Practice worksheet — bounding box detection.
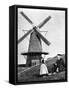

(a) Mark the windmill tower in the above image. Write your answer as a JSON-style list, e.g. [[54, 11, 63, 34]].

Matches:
[[18, 12, 51, 67], [27, 30, 42, 66]]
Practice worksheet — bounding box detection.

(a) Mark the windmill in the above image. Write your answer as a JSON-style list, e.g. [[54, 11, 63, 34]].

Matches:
[[18, 11, 51, 67]]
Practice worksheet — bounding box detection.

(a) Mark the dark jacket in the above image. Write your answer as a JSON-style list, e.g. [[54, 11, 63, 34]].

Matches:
[[56, 58, 65, 72]]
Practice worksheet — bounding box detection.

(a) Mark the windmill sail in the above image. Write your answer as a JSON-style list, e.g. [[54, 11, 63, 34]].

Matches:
[[18, 29, 33, 44], [20, 12, 34, 25], [34, 29, 51, 46], [38, 16, 51, 29]]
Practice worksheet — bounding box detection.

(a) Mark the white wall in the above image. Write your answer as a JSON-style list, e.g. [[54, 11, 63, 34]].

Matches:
[[0, 0, 69, 90]]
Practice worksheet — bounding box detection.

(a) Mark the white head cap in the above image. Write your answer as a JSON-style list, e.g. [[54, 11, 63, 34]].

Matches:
[[57, 54, 61, 60]]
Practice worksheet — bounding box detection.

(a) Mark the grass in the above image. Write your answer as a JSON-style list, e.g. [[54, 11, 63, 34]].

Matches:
[[18, 65, 65, 82], [18, 54, 65, 82]]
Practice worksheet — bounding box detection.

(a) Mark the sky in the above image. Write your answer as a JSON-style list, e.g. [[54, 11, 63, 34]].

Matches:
[[18, 8, 65, 64]]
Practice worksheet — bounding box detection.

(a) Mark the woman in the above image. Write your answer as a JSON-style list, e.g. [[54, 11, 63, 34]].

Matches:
[[40, 59, 48, 77]]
